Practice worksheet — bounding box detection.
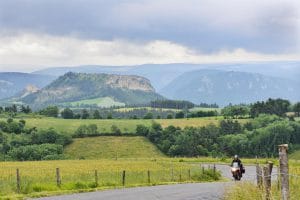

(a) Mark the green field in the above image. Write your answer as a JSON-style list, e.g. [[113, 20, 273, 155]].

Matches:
[[0, 159, 220, 199], [15, 116, 243, 135], [66, 97, 125, 108], [189, 107, 222, 113], [114, 107, 180, 112], [64, 136, 165, 159]]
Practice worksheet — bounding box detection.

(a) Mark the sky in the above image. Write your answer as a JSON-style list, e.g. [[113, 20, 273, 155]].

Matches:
[[0, 0, 300, 72]]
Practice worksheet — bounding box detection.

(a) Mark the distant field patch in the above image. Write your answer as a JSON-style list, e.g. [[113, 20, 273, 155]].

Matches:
[[114, 107, 180, 112], [189, 107, 222, 113], [64, 136, 165, 159], [67, 97, 125, 108], [11, 116, 249, 136]]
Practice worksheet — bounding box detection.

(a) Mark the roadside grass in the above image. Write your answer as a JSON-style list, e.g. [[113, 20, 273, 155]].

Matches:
[[0, 116, 248, 136], [0, 159, 221, 199], [64, 136, 165, 159], [224, 160, 300, 200], [290, 149, 300, 160]]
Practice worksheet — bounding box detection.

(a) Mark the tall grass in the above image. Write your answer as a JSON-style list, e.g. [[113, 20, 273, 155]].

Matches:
[[0, 159, 221, 199], [225, 160, 300, 200]]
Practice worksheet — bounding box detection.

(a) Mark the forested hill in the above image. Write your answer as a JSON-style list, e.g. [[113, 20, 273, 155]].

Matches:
[[16, 72, 164, 108], [160, 69, 300, 106]]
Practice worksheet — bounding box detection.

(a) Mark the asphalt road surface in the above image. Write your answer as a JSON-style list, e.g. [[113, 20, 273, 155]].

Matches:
[[35, 164, 275, 200]]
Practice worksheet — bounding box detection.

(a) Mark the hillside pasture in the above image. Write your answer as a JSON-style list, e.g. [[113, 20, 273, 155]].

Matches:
[[64, 97, 125, 108], [64, 136, 165, 159], [16, 117, 245, 135]]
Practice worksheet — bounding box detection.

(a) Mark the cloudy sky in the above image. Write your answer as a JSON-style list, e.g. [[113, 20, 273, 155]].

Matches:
[[0, 0, 300, 72]]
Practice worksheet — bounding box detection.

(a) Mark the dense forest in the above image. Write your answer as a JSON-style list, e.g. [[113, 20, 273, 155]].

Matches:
[[136, 115, 300, 157]]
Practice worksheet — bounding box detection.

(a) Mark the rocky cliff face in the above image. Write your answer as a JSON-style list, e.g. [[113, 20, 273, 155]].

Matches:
[[106, 75, 154, 92]]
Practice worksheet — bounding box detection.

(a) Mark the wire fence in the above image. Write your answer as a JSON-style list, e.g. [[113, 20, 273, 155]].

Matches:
[[0, 165, 220, 196]]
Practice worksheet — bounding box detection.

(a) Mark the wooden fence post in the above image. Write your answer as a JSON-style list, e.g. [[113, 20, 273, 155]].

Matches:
[[279, 144, 289, 200], [122, 170, 126, 186], [213, 164, 216, 175], [147, 170, 150, 184], [179, 171, 182, 182], [171, 167, 174, 182], [256, 164, 263, 188], [56, 168, 61, 187], [263, 162, 273, 200], [16, 168, 20, 193], [188, 169, 191, 181], [95, 170, 98, 187]]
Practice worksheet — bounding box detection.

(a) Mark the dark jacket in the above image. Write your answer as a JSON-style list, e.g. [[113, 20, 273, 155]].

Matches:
[[231, 158, 242, 167]]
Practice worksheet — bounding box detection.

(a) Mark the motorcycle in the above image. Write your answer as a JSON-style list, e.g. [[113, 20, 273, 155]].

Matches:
[[231, 162, 242, 181]]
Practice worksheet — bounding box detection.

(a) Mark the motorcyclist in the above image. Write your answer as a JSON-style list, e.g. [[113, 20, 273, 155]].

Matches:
[[231, 155, 244, 176]]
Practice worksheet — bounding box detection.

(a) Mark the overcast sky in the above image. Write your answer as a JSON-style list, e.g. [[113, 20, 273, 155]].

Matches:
[[0, 0, 300, 72]]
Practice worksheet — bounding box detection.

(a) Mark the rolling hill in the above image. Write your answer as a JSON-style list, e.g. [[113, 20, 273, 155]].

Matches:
[[64, 136, 165, 159], [160, 69, 300, 106], [17, 72, 163, 108]]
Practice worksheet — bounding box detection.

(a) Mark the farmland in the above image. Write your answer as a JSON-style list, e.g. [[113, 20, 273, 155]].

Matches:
[[66, 97, 125, 108], [9, 116, 243, 135], [64, 136, 165, 159], [0, 159, 220, 199]]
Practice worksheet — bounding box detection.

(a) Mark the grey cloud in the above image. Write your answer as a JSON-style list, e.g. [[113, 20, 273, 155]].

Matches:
[[0, 0, 299, 53]]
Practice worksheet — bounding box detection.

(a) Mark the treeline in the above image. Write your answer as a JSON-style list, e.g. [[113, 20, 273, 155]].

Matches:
[[0, 105, 32, 115], [222, 98, 300, 119], [135, 114, 300, 157], [150, 100, 195, 109], [0, 118, 72, 161]]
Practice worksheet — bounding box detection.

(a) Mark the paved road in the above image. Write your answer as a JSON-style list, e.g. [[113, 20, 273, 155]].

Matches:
[[35, 165, 275, 200]]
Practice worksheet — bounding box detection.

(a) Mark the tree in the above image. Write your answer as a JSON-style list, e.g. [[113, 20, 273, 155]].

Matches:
[[93, 110, 102, 119], [39, 106, 59, 117], [143, 112, 153, 119], [136, 124, 149, 136], [21, 105, 31, 114], [293, 102, 300, 117], [81, 109, 89, 119], [107, 113, 113, 119], [175, 111, 185, 119], [167, 114, 173, 119], [111, 125, 121, 136], [61, 108, 74, 119]]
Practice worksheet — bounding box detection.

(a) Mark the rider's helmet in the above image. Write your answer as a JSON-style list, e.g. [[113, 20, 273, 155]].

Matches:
[[234, 155, 238, 159]]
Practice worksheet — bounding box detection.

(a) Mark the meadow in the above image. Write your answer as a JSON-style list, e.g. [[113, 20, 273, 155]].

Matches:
[[64, 136, 165, 159], [67, 97, 125, 108], [6, 116, 246, 136], [0, 159, 221, 199]]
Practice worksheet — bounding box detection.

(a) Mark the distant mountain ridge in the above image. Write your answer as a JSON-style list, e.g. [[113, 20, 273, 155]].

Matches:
[[17, 72, 163, 108], [32, 62, 300, 91], [160, 69, 300, 106], [0, 72, 56, 99]]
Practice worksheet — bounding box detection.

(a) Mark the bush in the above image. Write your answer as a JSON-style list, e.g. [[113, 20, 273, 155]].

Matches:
[[136, 124, 149, 136], [73, 124, 100, 137], [111, 125, 121, 136], [31, 128, 72, 146], [8, 144, 63, 161]]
